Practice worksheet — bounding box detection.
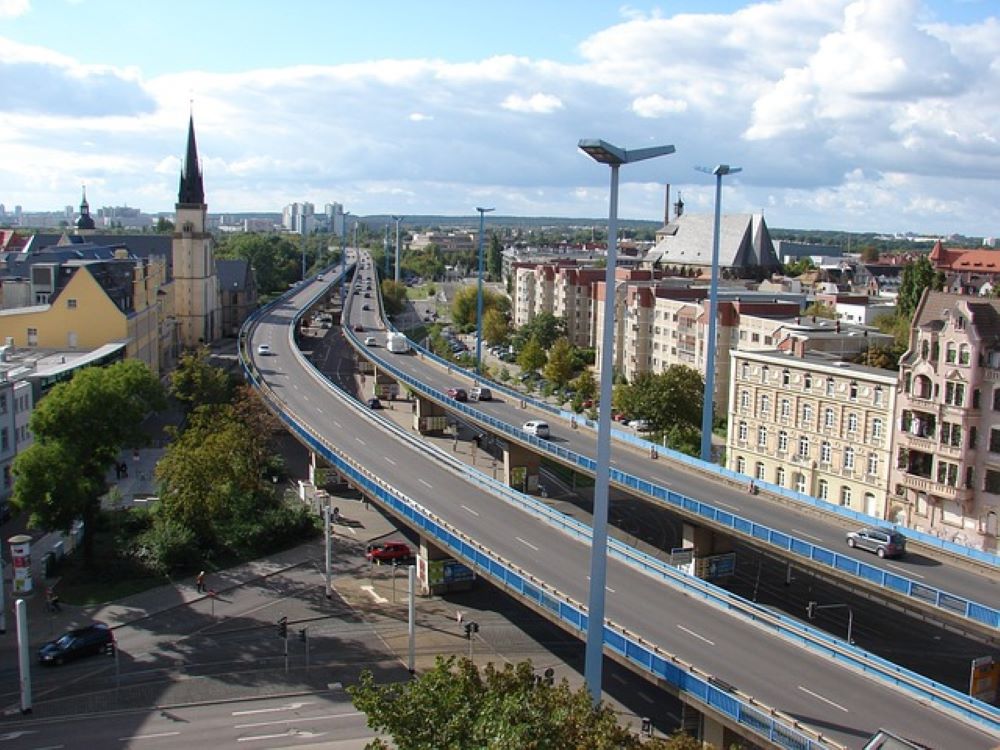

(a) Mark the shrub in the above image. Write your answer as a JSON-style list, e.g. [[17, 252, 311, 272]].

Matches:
[[136, 518, 200, 575]]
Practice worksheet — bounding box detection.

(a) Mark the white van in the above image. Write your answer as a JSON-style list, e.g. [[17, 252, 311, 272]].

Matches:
[[522, 420, 550, 438], [469, 387, 492, 402]]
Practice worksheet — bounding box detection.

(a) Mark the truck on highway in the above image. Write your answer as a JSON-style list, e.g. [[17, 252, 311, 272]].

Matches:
[[386, 332, 410, 353]]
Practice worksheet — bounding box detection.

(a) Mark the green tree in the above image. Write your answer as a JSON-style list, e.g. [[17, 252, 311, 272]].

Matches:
[[170, 346, 235, 413], [859, 245, 880, 262], [155, 217, 175, 233], [450, 285, 510, 330], [487, 232, 503, 280], [613, 366, 703, 433], [783, 257, 815, 276], [216, 233, 307, 296], [380, 280, 408, 316], [348, 656, 698, 750], [12, 361, 166, 566], [572, 369, 597, 402], [898, 255, 938, 319], [514, 312, 566, 350], [482, 307, 510, 345], [517, 335, 547, 373], [853, 345, 902, 371], [803, 301, 835, 319], [543, 337, 575, 388]]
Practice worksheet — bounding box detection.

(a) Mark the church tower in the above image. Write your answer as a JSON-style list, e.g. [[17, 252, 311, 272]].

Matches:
[[172, 115, 221, 347], [75, 185, 96, 235]]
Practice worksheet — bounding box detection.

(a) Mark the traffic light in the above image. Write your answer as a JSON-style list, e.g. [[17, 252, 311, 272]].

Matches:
[[464, 621, 479, 639], [806, 601, 817, 620], [543, 667, 554, 686], [641, 717, 652, 737], [298, 628, 307, 643], [277, 616, 288, 639]]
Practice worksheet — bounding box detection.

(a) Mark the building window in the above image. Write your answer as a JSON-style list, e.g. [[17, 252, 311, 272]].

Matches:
[[776, 466, 786, 486], [990, 429, 1000, 454], [739, 390, 750, 411], [993, 388, 1000, 412], [874, 386, 883, 406], [795, 473, 807, 493], [757, 426, 768, 447], [804, 373, 812, 390], [826, 377, 835, 396], [780, 399, 791, 419], [844, 446, 855, 471], [801, 403, 813, 426], [867, 453, 879, 475], [946, 342, 957, 364], [959, 344, 970, 365], [847, 412, 859, 433], [824, 408, 835, 429], [761, 366, 769, 384], [759, 394, 771, 417], [67, 298, 77, 309], [820, 441, 832, 464], [818, 479, 829, 501], [755, 462, 765, 480], [778, 431, 789, 453], [849, 381, 858, 400], [782, 369, 790, 386], [985, 469, 1000, 494], [798, 436, 810, 457], [840, 486, 852, 507], [872, 418, 884, 440], [941, 422, 962, 448], [944, 381, 965, 406], [738, 421, 748, 442], [27, 328, 37, 346], [736, 456, 746, 475], [936, 461, 959, 487], [741, 362, 750, 380]]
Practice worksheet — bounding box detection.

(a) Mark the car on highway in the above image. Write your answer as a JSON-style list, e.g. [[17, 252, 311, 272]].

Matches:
[[846, 526, 906, 558], [256, 343, 271, 356], [38, 622, 114, 665], [366, 397, 382, 409], [365, 541, 412, 563], [364, 336, 377, 346], [446, 387, 468, 401], [353, 323, 365, 332], [469, 387, 492, 401], [522, 420, 550, 438], [362, 304, 371, 311]]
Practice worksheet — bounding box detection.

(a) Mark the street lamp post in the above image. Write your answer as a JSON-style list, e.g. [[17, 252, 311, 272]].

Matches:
[[578, 138, 674, 704], [475, 207, 495, 375], [695, 164, 741, 463], [392, 216, 404, 284], [340, 211, 351, 306], [384, 224, 390, 278]]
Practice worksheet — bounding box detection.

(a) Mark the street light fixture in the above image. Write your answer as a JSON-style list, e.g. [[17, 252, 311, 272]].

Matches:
[[578, 138, 674, 704], [695, 164, 741, 463], [475, 206, 495, 375], [340, 211, 351, 306], [392, 216, 404, 284]]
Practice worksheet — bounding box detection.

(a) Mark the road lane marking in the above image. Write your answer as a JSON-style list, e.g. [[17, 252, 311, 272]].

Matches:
[[716, 501, 740, 511], [234, 712, 362, 729], [333, 421, 342, 429], [460, 505, 480, 516], [516, 537, 539, 551], [384, 457, 396, 465], [637, 691, 654, 703], [418, 479, 432, 488], [233, 702, 313, 716], [361, 585, 388, 603], [356, 437, 366, 446], [676, 624, 716, 646], [118, 732, 181, 740], [791, 529, 824, 542], [798, 685, 848, 712], [886, 563, 923, 579]]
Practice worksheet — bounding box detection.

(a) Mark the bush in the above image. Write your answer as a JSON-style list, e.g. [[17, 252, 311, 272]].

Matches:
[[136, 518, 201, 575], [218, 501, 318, 558]]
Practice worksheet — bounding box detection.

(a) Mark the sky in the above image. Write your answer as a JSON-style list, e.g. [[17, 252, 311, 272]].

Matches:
[[2, 0, 1000, 236]]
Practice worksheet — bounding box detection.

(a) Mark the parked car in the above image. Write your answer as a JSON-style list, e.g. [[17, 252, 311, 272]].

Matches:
[[446, 387, 468, 402], [38, 622, 114, 666], [522, 420, 550, 438], [846, 527, 906, 558], [628, 418, 652, 431], [366, 397, 382, 409], [364, 336, 377, 346], [366, 541, 413, 563], [256, 343, 271, 356]]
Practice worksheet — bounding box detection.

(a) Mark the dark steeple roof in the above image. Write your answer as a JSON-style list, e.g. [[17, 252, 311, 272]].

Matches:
[[76, 185, 96, 230], [177, 115, 205, 206]]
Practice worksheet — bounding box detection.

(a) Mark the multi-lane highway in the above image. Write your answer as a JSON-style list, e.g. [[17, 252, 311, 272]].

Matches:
[[246, 265, 999, 750], [347, 286, 998, 637]]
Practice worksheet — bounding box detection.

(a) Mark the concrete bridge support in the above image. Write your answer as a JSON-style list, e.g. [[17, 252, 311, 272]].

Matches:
[[502, 442, 541, 494], [411, 395, 449, 435]]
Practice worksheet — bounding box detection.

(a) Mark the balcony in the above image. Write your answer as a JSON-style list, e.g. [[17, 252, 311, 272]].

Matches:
[[900, 474, 973, 504], [899, 434, 936, 453]]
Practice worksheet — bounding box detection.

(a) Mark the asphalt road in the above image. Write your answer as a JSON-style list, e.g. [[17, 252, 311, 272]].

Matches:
[[246, 267, 999, 750]]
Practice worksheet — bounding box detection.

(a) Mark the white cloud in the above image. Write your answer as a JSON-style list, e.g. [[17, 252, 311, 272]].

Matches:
[[408, 112, 433, 122], [631, 94, 688, 118], [0, 0, 29, 19], [500, 92, 564, 114]]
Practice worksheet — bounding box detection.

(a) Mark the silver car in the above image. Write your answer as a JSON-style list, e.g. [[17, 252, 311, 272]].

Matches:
[[846, 527, 906, 558]]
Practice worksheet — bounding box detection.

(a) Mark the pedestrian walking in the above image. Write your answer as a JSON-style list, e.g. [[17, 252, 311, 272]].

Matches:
[[46, 586, 61, 612], [196, 570, 206, 593]]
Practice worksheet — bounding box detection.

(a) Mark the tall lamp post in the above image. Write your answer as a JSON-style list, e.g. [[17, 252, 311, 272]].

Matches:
[[392, 216, 404, 284], [695, 164, 741, 464], [578, 138, 674, 704], [340, 211, 351, 306], [475, 207, 495, 375]]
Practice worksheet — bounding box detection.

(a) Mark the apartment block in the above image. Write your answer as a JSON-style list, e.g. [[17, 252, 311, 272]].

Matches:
[[890, 292, 1000, 551], [728, 348, 897, 519]]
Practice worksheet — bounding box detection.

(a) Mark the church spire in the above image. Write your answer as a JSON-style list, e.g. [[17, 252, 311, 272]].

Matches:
[[76, 184, 95, 231], [177, 114, 205, 206]]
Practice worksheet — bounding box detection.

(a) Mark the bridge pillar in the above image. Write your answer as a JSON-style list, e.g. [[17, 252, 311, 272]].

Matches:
[[411, 395, 448, 434], [701, 715, 725, 749], [502, 442, 541, 494], [372, 365, 400, 402], [414, 536, 475, 596], [682, 522, 735, 580]]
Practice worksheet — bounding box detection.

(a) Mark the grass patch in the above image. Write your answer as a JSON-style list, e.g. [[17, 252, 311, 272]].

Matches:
[[405, 284, 432, 300]]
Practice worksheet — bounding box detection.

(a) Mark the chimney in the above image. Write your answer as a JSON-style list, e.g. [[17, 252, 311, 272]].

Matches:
[[664, 184, 671, 225]]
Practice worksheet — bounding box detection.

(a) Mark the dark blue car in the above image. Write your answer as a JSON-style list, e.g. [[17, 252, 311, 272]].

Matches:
[[38, 622, 114, 665]]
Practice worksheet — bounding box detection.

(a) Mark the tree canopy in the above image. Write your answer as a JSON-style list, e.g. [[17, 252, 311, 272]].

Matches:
[[513, 312, 567, 351], [487, 232, 503, 280], [450, 285, 511, 331], [517, 335, 547, 373], [898, 255, 943, 319], [216, 233, 329, 296], [613, 366, 703, 435], [482, 307, 511, 345], [348, 656, 700, 750], [543, 337, 575, 388], [171, 346, 236, 413], [12, 360, 166, 565]]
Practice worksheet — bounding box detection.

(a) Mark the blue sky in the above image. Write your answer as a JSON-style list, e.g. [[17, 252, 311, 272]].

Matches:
[[3, 0, 1000, 235]]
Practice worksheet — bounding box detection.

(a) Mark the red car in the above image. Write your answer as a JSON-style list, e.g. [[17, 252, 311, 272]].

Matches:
[[446, 387, 468, 402], [366, 541, 413, 563]]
